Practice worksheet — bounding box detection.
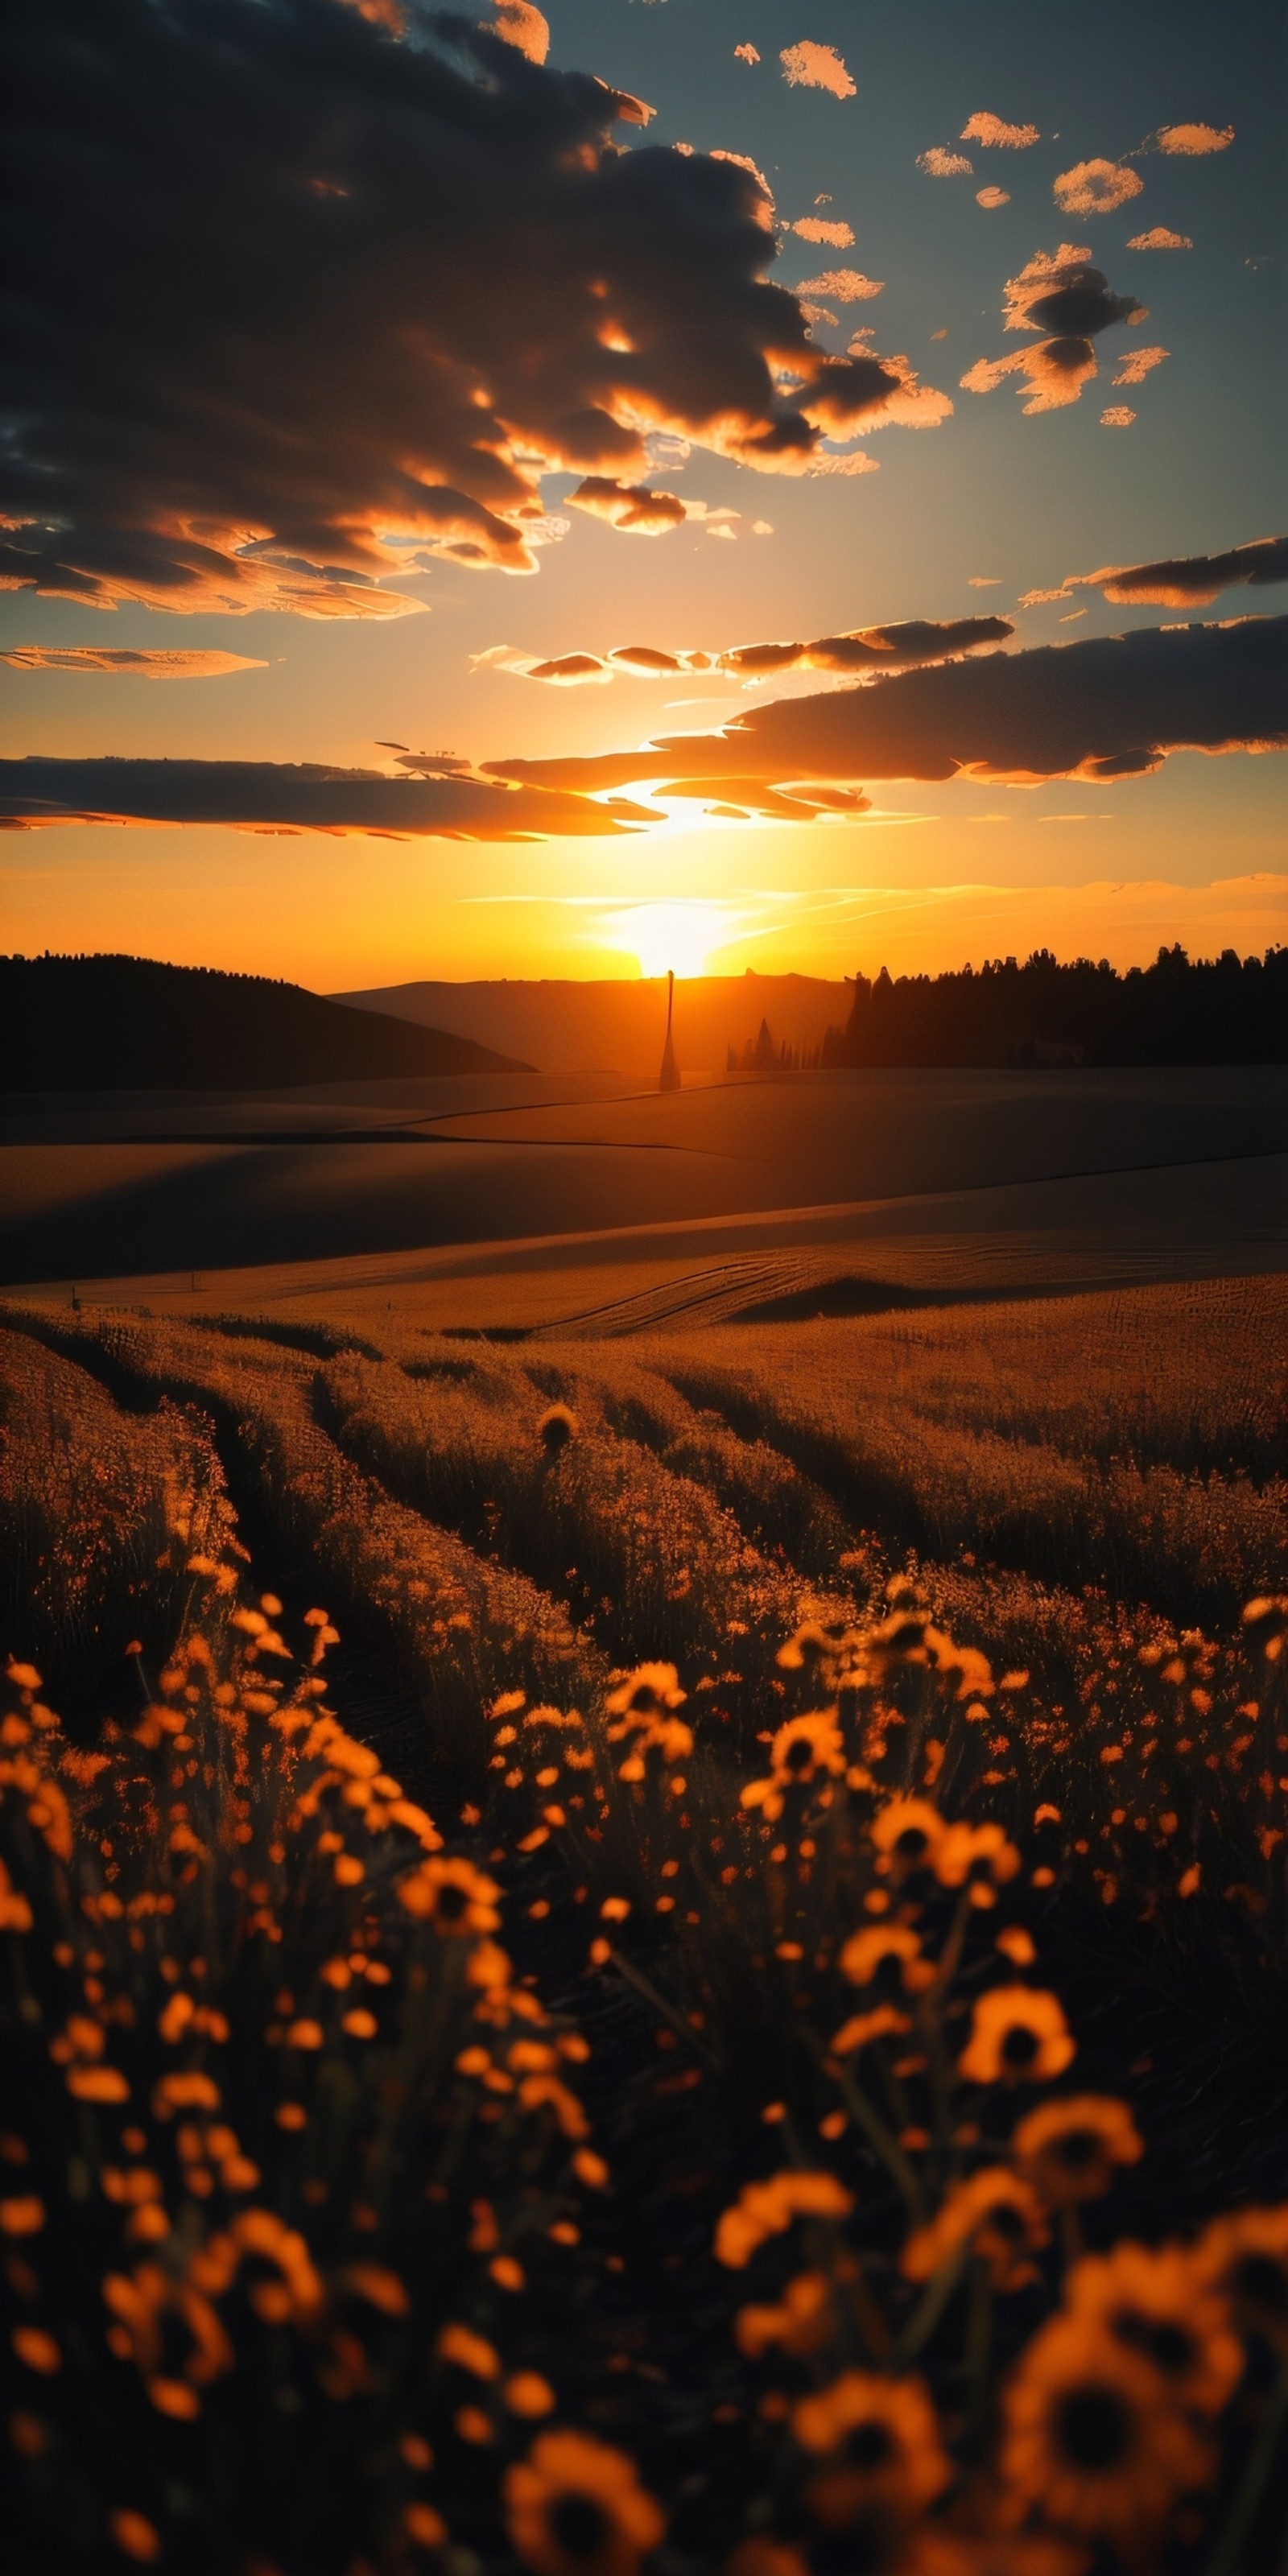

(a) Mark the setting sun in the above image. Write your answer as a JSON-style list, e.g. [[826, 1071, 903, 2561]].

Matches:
[[597, 899, 745, 977]]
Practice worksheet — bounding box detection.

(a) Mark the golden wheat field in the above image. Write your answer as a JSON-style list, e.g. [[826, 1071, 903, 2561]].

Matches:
[[2, 1273, 1287, 2576]]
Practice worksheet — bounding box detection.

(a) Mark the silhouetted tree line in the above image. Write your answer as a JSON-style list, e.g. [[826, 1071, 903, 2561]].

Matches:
[[0, 955, 528, 1091], [819, 947, 1288, 1069]]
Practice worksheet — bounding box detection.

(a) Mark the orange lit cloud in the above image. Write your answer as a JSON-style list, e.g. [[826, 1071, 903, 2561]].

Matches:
[[0, 646, 268, 679], [1151, 122, 1234, 155], [976, 188, 1010, 209], [487, 619, 1288, 798], [779, 43, 856, 99], [733, 44, 760, 68], [568, 479, 688, 535], [485, 2, 549, 64], [960, 114, 1040, 148], [1111, 344, 1169, 386], [5, 2, 945, 621], [0, 758, 658, 840], [964, 246, 1146, 414], [918, 147, 974, 177], [791, 217, 856, 246], [1053, 159, 1144, 215], [794, 267, 884, 301], [486, 615, 1013, 685], [1127, 227, 1193, 250], [1019, 536, 1288, 611], [1100, 407, 1136, 427]]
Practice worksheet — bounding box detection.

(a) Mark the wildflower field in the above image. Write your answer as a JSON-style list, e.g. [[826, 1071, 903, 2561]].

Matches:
[[2, 1274, 1286, 2576]]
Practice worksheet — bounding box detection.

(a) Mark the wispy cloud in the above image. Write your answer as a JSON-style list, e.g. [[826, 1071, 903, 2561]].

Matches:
[[0, 646, 267, 679], [473, 617, 1013, 687], [960, 113, 1040, 148], [963, 245, 1147, 413], [1053, 159, 1144, 215], [779, 43, 856, 98], [1020, 536, 1288, 610]]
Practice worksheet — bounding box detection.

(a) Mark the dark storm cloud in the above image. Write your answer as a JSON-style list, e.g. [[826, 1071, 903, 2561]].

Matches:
[[2, 0, 948, 619], [1021, 536, 1288, 610], [485, 617, 1288, 793], [0, 758, 657, 837]]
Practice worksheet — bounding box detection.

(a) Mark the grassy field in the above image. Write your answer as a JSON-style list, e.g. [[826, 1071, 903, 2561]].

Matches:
[[2, 1270, 1286, 2574]]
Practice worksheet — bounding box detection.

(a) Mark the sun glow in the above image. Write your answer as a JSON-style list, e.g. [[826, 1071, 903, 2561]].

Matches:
[[597, 900, 742, 978]]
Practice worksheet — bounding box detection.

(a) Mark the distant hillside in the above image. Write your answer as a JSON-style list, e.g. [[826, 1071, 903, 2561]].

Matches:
[[0, 956, 531, 1092], [329, 973, 850, 1075]]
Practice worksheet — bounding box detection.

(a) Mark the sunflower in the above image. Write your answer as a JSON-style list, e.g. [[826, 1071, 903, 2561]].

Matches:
[[793, 2372, 950, 2529], [397, 1856, 502, 1935], [1013, 2099, 1143, 2207], [742, 1712, 847, 1819], [999, 2314, 1212, 2544], [958, 1988, 1075, 2087], [1193, 2203, 1288, 2352], [605, 1665, 687, 1722], [870, 1802, 946, 1872], [902, 2169, 1049, 2293], [1065, 2242, 1242, 2416], [504, 2429, 664, 2576], [934, 1823, 1021, 1908], [839, 1925, 934, 1995], [736, 2268, 834, 2359]]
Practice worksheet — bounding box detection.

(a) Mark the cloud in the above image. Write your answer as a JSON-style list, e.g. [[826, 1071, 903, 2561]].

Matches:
[[486, 2, 549, 63], [0, 757, 659, 839], [1053, 159, 1144, 215], [960, 114, 1040, 148], [1127, 227, 1193, 250], [733, 45, 760, 68], [1111, 345, 1169, 386], [918, 147, 974, 177], [1151, 123, 1234, 156], [791, 217, 856, 246], [964, 245, 1146, 413], [779, 43, 856, 99], [485, 617, 1288, 796], [976, 188, 1011, 209], [0, 646, 267, 679], [568, 478, 688, 535], [1019, 536, 1288, 611], [794, 268, 884, 301], [478, 615, 1013, 685], [1100, 407, 1136, 427], [3, 2, 947, 621]]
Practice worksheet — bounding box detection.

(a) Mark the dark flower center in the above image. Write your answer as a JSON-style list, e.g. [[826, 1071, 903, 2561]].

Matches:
[[1056, 2386, 1132, 2471], [436, 1884, 468, 1922], [893, 1827, 929, 1862], [786, 1738, 815, 1773], [812, 2507, 896, 2576], [1001, 2022, 1040, 2069], [845, 2421, 894, 2468], [550, 2492, 610, 2556], [983, 2201, 1026, 2241], [1233, 2252, 1288, 2316], [966, 1857, 994, 1884], [1115, 2310, 1194, 2376], [1053, 2129, 1100, 2169]]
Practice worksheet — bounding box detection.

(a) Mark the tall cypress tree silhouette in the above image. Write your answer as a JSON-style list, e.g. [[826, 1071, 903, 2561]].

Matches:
[[658, 968, 680, 1092]]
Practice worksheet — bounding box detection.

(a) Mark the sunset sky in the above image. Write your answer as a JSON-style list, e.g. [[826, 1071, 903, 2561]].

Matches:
[[2, 0, 1284, 989]]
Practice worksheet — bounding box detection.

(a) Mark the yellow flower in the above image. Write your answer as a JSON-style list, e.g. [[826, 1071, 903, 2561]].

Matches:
[[1013, 2098, 1143, 2207], [1065, 2241, 1242, 2416], [871, 1801, 947, 1871], [958, 1988, 1075, 2087], [398, 1855, 502, 1935], [999, 2314, 1213, 2543], [839, 1923, 933, 1993], [715, 2170, 853, 2269], [934, 1823, 1021, 1906], [741, 1711, 848, 1818], [505, 2429, 664, 2576], [792, 2370, 951, 2525], [902, 2169, 1049, 2293], [1193, 2202, 1288, 2351]]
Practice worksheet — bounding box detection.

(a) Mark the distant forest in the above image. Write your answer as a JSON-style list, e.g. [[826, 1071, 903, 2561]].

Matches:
[[819, 946, 1288, 1069], [0, 956, 529, 1091]]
